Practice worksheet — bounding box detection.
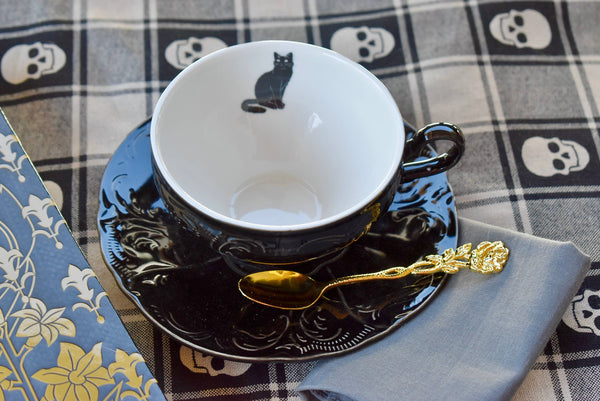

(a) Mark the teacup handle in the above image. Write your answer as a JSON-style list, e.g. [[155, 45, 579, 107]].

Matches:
[[400, 122, 465, 182]]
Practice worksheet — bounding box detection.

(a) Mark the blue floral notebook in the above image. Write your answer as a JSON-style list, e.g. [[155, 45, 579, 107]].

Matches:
[[0, 110, 165, 401]]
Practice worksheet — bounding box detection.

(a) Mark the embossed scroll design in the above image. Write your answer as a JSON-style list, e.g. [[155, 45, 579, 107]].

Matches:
[[0, 130, 158, 401], [97, 120, 457, 361]]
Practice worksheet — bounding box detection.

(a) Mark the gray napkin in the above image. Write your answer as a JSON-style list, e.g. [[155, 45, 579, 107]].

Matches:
[[297, 217, 590, 401]]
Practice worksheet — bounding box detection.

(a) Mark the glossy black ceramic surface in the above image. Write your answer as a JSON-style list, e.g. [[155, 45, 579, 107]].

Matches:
[[98, 119, 458, 362], [153, 159, 390, 266], [152, 121, 463, 265]]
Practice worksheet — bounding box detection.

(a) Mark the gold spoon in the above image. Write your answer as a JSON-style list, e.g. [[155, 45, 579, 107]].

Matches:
[[238, 241, 509, 310]]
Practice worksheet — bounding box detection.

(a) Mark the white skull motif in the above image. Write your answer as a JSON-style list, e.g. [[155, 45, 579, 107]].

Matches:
[[179, 346, 251, 377], [521, 136, 590, 177], [489, 9, 552, 49], [330, 26, 395, 63], [562, 289, 600, 336], [165, 36, 227, 70], [43, 180, 64, 211], [1, 42, 67, 85]]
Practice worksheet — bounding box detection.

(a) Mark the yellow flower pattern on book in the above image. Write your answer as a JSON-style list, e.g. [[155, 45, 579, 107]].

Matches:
[[33, 343, 113, 401], [0, 128, 161, 400]]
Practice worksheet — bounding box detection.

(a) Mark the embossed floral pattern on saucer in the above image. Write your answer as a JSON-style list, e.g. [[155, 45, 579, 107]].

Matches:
[[98, 119, 458, 362]]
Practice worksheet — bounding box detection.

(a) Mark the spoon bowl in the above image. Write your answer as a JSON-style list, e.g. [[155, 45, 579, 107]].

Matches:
[[238, 270, 328, 310]]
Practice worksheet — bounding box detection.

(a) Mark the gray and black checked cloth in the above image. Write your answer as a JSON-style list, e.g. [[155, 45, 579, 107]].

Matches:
[[0, 1, 598, 400]]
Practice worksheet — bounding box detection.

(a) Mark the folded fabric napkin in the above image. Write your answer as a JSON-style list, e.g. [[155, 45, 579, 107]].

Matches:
[[297, 217, 590, 401]]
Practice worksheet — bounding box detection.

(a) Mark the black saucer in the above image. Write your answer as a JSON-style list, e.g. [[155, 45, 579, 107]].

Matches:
[[98, 119, 457, 362]]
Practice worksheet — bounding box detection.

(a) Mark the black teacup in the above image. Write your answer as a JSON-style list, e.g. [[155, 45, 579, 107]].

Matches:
[[151, 41, 464, 266]]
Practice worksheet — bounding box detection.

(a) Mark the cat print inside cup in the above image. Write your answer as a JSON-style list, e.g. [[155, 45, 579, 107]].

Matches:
[[241, 52, 293, 113]]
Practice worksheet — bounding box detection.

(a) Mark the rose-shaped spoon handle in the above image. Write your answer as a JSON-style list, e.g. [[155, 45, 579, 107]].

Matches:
[[238, 241, 510, 310]]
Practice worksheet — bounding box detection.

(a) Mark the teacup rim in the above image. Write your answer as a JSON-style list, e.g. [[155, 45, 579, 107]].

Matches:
[[150, 40, 405, 233]]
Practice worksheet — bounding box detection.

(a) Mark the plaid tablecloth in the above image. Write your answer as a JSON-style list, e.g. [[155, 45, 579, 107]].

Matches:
[[0, 1, 598, 400]]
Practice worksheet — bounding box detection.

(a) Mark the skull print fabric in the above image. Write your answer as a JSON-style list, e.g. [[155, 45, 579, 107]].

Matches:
[[164, 36, 227, 70], [0, 32, 72, 92], [319, 16, 403, 69], [489, 9, 552, 49], [0, 1, 599, 400], [510, 131, 598, 188], [179, 347, 252, 377], [480, 2, 563, 55], [522, 136, 590, 177], [330, 26, 395, 63], [1, 42, 66, 84], [157, 30, 236, 80], [564, 289, 600, 336]]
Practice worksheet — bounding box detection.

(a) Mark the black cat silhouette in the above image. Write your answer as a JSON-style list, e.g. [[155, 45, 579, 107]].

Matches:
[[241, 52, 293, 113]]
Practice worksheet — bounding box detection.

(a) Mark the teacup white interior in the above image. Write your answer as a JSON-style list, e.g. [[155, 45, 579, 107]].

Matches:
[[151, 41, 404, 230]]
